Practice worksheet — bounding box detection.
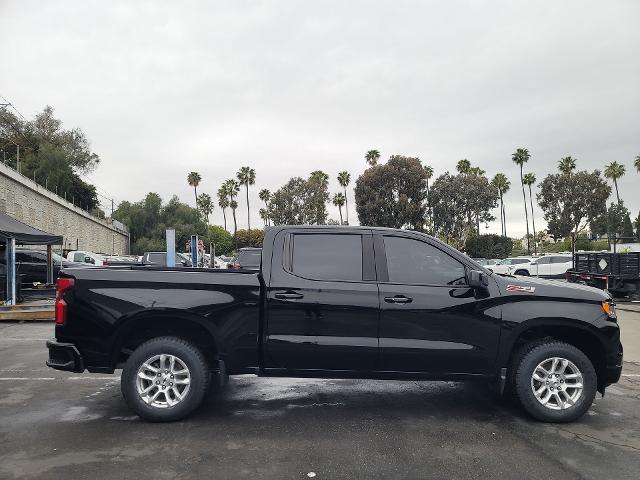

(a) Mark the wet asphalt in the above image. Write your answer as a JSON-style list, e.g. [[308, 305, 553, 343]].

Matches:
[[1, 319, 639, 480]]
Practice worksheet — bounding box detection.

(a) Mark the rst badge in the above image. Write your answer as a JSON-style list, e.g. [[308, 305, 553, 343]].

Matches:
[[506, 284, 536, 294]]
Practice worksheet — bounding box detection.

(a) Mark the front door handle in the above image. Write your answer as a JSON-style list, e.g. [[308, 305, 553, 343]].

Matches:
[[384, 295, 413, 304], [275, 291, 304, 300]]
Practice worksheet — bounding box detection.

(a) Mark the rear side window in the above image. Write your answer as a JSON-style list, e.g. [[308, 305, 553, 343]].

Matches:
[[383, 236, 466, 285], [291, 234, 363, 281], [512, 259, 529, 265], [551, 256, 571, 264], [72, 252, 85, 262]]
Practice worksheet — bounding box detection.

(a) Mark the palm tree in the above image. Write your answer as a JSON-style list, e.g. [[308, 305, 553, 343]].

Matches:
[[365, 150, 380, 166], [259, 189, 271, 226], [333, 192, 346, 224], [456, 159, 471, 174], [236, 167, 256, 232], [558, 156, 576, 175], [491, 173, 510, 237], [196, 193, 214, 224], [217, 186, 229, 231], [259, 208, 269, 226], [424, 165, 434, 231], [523, 173, 537, 254], [337, 171, 351, 224], [512, 148, 531, 254], [187, 172, 202, 205], [635, 154, 640, 173], [604, 161, 626, 204], [223, 179, 240, 237]]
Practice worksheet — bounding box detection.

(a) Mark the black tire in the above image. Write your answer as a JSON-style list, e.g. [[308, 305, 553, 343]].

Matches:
[[514, 342, 596, 422], [121, 336, 210, 422], [514, 269, 529, 276]]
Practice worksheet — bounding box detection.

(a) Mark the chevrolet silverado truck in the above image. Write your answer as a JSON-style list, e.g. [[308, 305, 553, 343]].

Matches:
[[47, 226, 623, 423]]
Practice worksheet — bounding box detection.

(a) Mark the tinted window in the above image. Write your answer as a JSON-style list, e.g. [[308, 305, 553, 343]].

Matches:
[[148, 253, 166, 264], [511, 259, 529, 265], [16, 252, 33, 262], [238, 251, 261, 267], [72, 252, 85, 262], [535, 257, 551, 264], [384, 236, 466, 285], [551, 256, 571, 264], [291, 234, 363, 281]]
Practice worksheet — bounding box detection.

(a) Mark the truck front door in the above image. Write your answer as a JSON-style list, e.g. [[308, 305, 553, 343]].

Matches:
[[264, 230, 379, 371], [376, 233, 501, 375]]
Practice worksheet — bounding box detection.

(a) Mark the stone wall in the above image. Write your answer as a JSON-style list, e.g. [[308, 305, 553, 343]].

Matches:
[[0, 162, 129, 254]]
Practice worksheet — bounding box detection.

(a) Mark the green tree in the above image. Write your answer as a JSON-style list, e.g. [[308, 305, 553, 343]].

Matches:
[[634, 211, 640, 242], [234, 229, 264, 248], [491, 173, 510, 237], [523, 173, 538, 254], [237, 166, 256, 232], [537, 170, 610, 253], [333, 192, 346, 224], [308, 170, 330, 225], [635, 154, 640, 173], [512, 148, 531, 254], [217, 186, 229, 231], [605, 202, 629, 252], [259, 208, 269, 226], [268, 177, 314, 225], [365, 149, 380, 166], [456, 159, 471, 174], [558, 156, 577, 175], [604, 161, 625, 204], [337, 171, 351, 224], [196, 193, 214, 224], [423, 165, 434, 231], [204, 225, 233, 256], [223, 179, 240, 237], [622, 212, 634, 243], [465, 234, 513, 259], [355, 155, 427, 229], [187, 172, 202, 205], [429, 172, 497, 248]]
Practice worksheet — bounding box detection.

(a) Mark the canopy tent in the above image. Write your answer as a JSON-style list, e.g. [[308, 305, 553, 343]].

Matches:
[[0, 212, 63, 245], [1, 212, 63, 305]]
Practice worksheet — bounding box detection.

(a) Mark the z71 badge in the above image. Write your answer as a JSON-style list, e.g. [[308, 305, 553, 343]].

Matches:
[[506, 284, 536, 293]]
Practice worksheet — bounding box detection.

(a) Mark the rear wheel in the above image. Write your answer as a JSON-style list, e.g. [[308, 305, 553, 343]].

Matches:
[[121, 336, 209, 422], [514, 342, 596, 422], [514, 269, 529, 276]]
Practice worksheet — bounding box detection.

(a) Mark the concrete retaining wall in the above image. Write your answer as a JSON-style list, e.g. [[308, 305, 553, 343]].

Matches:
[[0, 162, 129, 254]]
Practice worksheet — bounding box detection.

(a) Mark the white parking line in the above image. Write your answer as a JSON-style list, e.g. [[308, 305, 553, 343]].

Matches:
[[621, 374, 640, 377], [0, 377, 120, 381]]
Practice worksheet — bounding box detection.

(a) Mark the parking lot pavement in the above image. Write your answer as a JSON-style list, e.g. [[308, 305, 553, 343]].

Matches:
[[1, 319, 639, 480]]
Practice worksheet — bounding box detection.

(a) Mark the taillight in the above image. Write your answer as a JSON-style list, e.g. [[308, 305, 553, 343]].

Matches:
[[233, 263, 241, 270], [55, 277, 74, 325]]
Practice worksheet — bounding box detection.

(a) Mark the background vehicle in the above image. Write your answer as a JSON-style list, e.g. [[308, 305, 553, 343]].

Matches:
[[65, 250, 104, 266], [512, 255, 573, 278], [487, 257, 534, 275], [141, 251, 192, 267], [227, 247, 262, 270], [568, 251, 640, 300], [48, 226, 622, 424], [0, 247, 84, 285]]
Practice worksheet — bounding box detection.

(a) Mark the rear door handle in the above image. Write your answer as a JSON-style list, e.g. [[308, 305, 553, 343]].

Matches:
[[384, 295, 413, 304], [275, 291, 304, 300]]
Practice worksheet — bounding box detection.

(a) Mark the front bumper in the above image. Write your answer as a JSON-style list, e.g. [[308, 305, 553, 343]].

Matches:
[[46, 340, 84, 373]]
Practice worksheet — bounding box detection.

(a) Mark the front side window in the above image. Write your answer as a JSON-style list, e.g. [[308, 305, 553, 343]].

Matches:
[[73, 252, 85, 262], [383, 236, 466, 285], [551, 256, 571, 264], [291, 234, 363, 281]]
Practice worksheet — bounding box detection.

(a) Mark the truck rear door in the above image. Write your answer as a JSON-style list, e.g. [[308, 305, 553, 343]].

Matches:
[[264, 229, 379, 371]]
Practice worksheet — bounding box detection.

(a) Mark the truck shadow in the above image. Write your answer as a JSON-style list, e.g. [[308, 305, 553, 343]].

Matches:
[[195, 375, 524, 423]]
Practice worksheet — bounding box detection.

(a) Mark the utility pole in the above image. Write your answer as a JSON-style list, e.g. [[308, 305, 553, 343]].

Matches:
[[111, 198, 114, 217]]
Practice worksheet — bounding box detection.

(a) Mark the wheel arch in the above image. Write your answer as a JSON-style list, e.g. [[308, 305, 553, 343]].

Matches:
[[500, 320, 608, 390], [109, 309, 223, 370]]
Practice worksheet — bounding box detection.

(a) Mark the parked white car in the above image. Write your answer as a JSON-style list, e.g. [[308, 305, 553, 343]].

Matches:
[[487, 257, 535, 275], [65, 250, 104, 266], [510, 255, 573, 278]]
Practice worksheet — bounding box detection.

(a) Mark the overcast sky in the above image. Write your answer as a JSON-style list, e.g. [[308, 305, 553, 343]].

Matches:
[[1, 0, 639, 236]]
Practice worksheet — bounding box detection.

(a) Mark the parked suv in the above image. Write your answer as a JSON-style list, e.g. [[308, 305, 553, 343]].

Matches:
[[487, 257, 534, 275], [514, 255, 573, 278]]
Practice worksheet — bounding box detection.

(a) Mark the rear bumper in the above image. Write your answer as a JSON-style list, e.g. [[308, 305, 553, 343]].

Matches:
[[46, 340, 84, 373]]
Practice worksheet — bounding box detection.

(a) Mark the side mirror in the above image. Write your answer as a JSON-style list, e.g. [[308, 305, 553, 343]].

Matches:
[[85, 256, 95, 264], [530, 262, 537, 266], [467, 270, 489, 289]]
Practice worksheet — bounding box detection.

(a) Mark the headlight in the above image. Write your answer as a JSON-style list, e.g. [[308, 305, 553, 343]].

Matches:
[[601, 301, 617, 321]]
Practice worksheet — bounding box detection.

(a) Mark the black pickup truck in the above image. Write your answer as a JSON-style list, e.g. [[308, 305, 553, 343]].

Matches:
[[47, 226, 623, 423]]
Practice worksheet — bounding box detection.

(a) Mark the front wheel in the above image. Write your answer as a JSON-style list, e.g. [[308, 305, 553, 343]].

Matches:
[[514, 342, 596, 422], [121, 336, 210, 422]]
